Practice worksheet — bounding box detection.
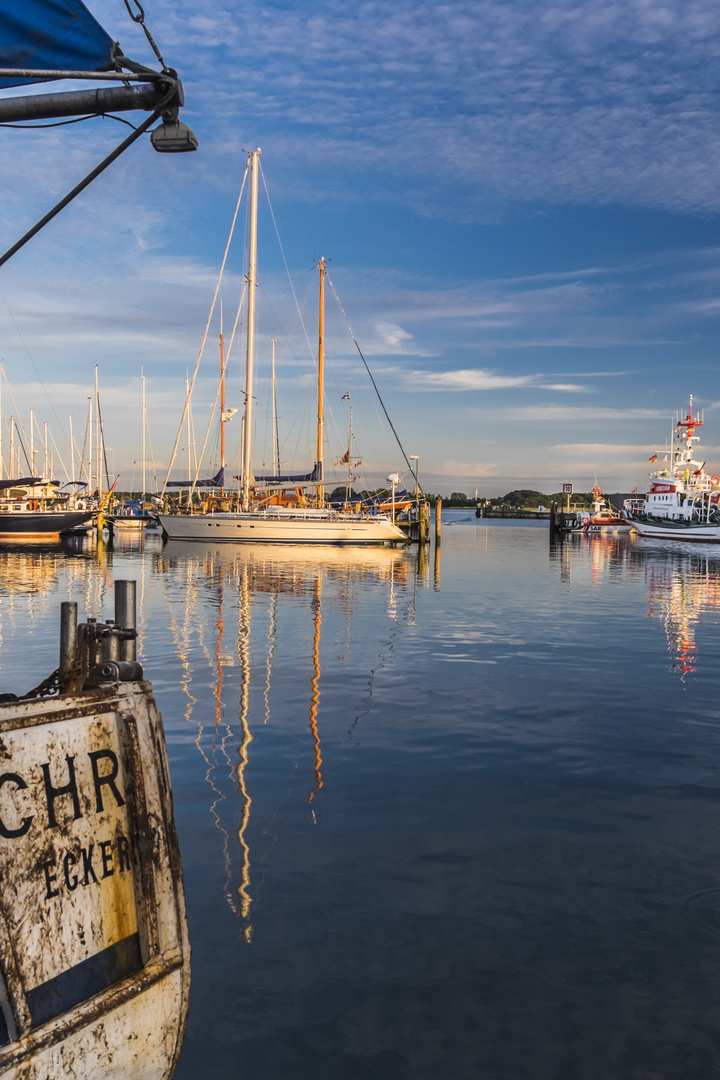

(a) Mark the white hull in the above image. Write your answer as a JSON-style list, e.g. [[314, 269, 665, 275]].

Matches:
[[627, 516, 720, 542], [0, 587, 189, 1080], [158, 510, 407, 544], [109, 517, 157, 531], [584, 522, 633, 534]]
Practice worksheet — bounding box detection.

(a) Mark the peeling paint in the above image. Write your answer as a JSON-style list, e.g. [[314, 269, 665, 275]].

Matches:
[[0, 681, 189, 1079]]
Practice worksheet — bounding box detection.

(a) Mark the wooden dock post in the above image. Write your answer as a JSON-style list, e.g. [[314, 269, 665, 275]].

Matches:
[[435, 498, 442, 544], [420, 501, 430, 544]]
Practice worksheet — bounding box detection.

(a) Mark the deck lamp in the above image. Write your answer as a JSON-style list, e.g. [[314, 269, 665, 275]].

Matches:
[[150, 118, 198, 153]]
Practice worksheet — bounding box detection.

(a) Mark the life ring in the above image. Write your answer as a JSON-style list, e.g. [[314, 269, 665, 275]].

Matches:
[[712, 476, 720, 486]]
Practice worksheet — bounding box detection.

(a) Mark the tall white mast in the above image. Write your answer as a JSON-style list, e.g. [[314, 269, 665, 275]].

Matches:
[[220, 308, 225, 492], [317, 257, 325, 507], [29, 408, 34, 476], [94, 365, 100, 493], [86, 397, 93, 492], [242, 148, 260, 509], [142, 372, 146, 506], [69, 415, 75, 484], [271, 338, 279, 474]]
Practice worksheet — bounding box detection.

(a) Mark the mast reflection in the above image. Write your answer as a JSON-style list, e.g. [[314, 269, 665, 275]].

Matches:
[[156, 542, 417, 941]]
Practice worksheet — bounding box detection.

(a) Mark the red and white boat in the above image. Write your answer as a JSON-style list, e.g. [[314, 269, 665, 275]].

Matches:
[[623, 397, 720, 542], [575, 485, 633, 534]]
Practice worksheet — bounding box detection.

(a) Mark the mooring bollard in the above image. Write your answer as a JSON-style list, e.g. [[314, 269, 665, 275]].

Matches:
[[115, 580, 137, 661], [59, 601, 78, 688]]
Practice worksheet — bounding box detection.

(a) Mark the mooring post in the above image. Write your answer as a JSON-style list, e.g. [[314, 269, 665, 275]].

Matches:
[[549, 501, 557, 533], [419, 501, 430, 544], [435, 498, 442, 544], [59, 601, 78, 688], [115, 580, 137, 661]]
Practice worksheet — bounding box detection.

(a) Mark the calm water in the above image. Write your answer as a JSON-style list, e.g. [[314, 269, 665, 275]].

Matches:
[[2, 513, 720, 1079]]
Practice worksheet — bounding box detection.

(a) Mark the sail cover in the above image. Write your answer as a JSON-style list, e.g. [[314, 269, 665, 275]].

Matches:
[[0, 0, 115, 89], [0, 477, 43, 490], [250, 463, 324, 485], [167, 468, 225, 489]]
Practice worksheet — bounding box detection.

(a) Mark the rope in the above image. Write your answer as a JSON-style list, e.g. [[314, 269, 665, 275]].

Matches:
[[123, 0, 169, 72], [327, 275, 414, 477], [161, 163, 249, 497], [0, 87, 176, 271]]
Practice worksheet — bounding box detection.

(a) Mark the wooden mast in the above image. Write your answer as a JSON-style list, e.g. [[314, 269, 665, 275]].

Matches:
[[242, 149, 260, 510], [219, 325, 225, 492], [317, 257, 325, 507], [271, 338, 279, 474]]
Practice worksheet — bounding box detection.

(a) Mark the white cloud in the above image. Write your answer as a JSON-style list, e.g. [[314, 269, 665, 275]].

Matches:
[[514, 405, 668, 421], [423, 369, 534, 391], [441, 460, 499, 477], [416, 369, 586, 392]]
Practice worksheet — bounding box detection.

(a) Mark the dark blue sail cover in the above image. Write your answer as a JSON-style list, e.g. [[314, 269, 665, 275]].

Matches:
[[0, 0, 115, 89], [167, 468, 225, 489], [249, 463, 324, 485]]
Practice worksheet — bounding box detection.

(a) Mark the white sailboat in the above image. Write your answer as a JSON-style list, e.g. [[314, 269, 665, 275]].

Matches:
[[107, 374, 158, 531], [158, 149, 406, 546]]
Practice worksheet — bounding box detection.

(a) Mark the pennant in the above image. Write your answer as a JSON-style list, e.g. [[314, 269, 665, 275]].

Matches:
[[341, 392, 350, 400]]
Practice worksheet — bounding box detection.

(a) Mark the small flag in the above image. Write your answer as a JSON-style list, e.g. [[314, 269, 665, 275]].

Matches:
[[631, 487, 637, 494], [648, 454, 658, 462], [355, 460, 361, 467], [341, 392, 350, 400], [341, 450, 350, 463]]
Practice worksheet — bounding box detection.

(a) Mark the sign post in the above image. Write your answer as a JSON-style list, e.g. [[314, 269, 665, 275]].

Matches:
[[562, 483, 573, 513]]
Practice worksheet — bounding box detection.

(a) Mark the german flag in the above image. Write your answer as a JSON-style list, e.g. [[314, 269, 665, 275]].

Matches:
[[648, 454, 658, 463]]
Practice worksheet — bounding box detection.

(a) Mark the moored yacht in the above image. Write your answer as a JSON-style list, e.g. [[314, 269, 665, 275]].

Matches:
[[158, 150, 407, 547], [0, 478, 94, 540]]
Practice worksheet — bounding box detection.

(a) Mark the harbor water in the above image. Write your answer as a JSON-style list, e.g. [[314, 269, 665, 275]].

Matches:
[[2, 512, 720, 1079]]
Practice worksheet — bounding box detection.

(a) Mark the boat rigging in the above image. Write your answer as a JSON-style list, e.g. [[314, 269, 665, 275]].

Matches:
[[0, 0, 198, 269]]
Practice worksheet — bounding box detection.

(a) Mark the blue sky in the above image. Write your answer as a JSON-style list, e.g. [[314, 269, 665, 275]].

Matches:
[[2, 0, 720, 496]]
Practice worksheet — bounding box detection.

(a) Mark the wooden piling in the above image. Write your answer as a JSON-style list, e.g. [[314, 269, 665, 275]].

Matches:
[[420, 501, 430, 544], [435, 498, 442, 543]]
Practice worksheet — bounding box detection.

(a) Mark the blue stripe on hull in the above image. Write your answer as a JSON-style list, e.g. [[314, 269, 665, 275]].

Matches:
[[26, 932, 142, 1028]]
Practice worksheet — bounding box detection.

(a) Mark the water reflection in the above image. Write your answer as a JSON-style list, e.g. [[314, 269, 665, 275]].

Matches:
[[154, 542, 418, 941], [630, 540, 720, 678], [550, 531, 720, 678]]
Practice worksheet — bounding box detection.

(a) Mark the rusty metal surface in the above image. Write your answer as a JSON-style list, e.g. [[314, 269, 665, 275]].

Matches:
[[0, 681, 190, 1080]]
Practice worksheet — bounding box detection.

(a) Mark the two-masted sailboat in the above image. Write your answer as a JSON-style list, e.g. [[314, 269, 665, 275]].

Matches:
[[158, 150, 406, 545]]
